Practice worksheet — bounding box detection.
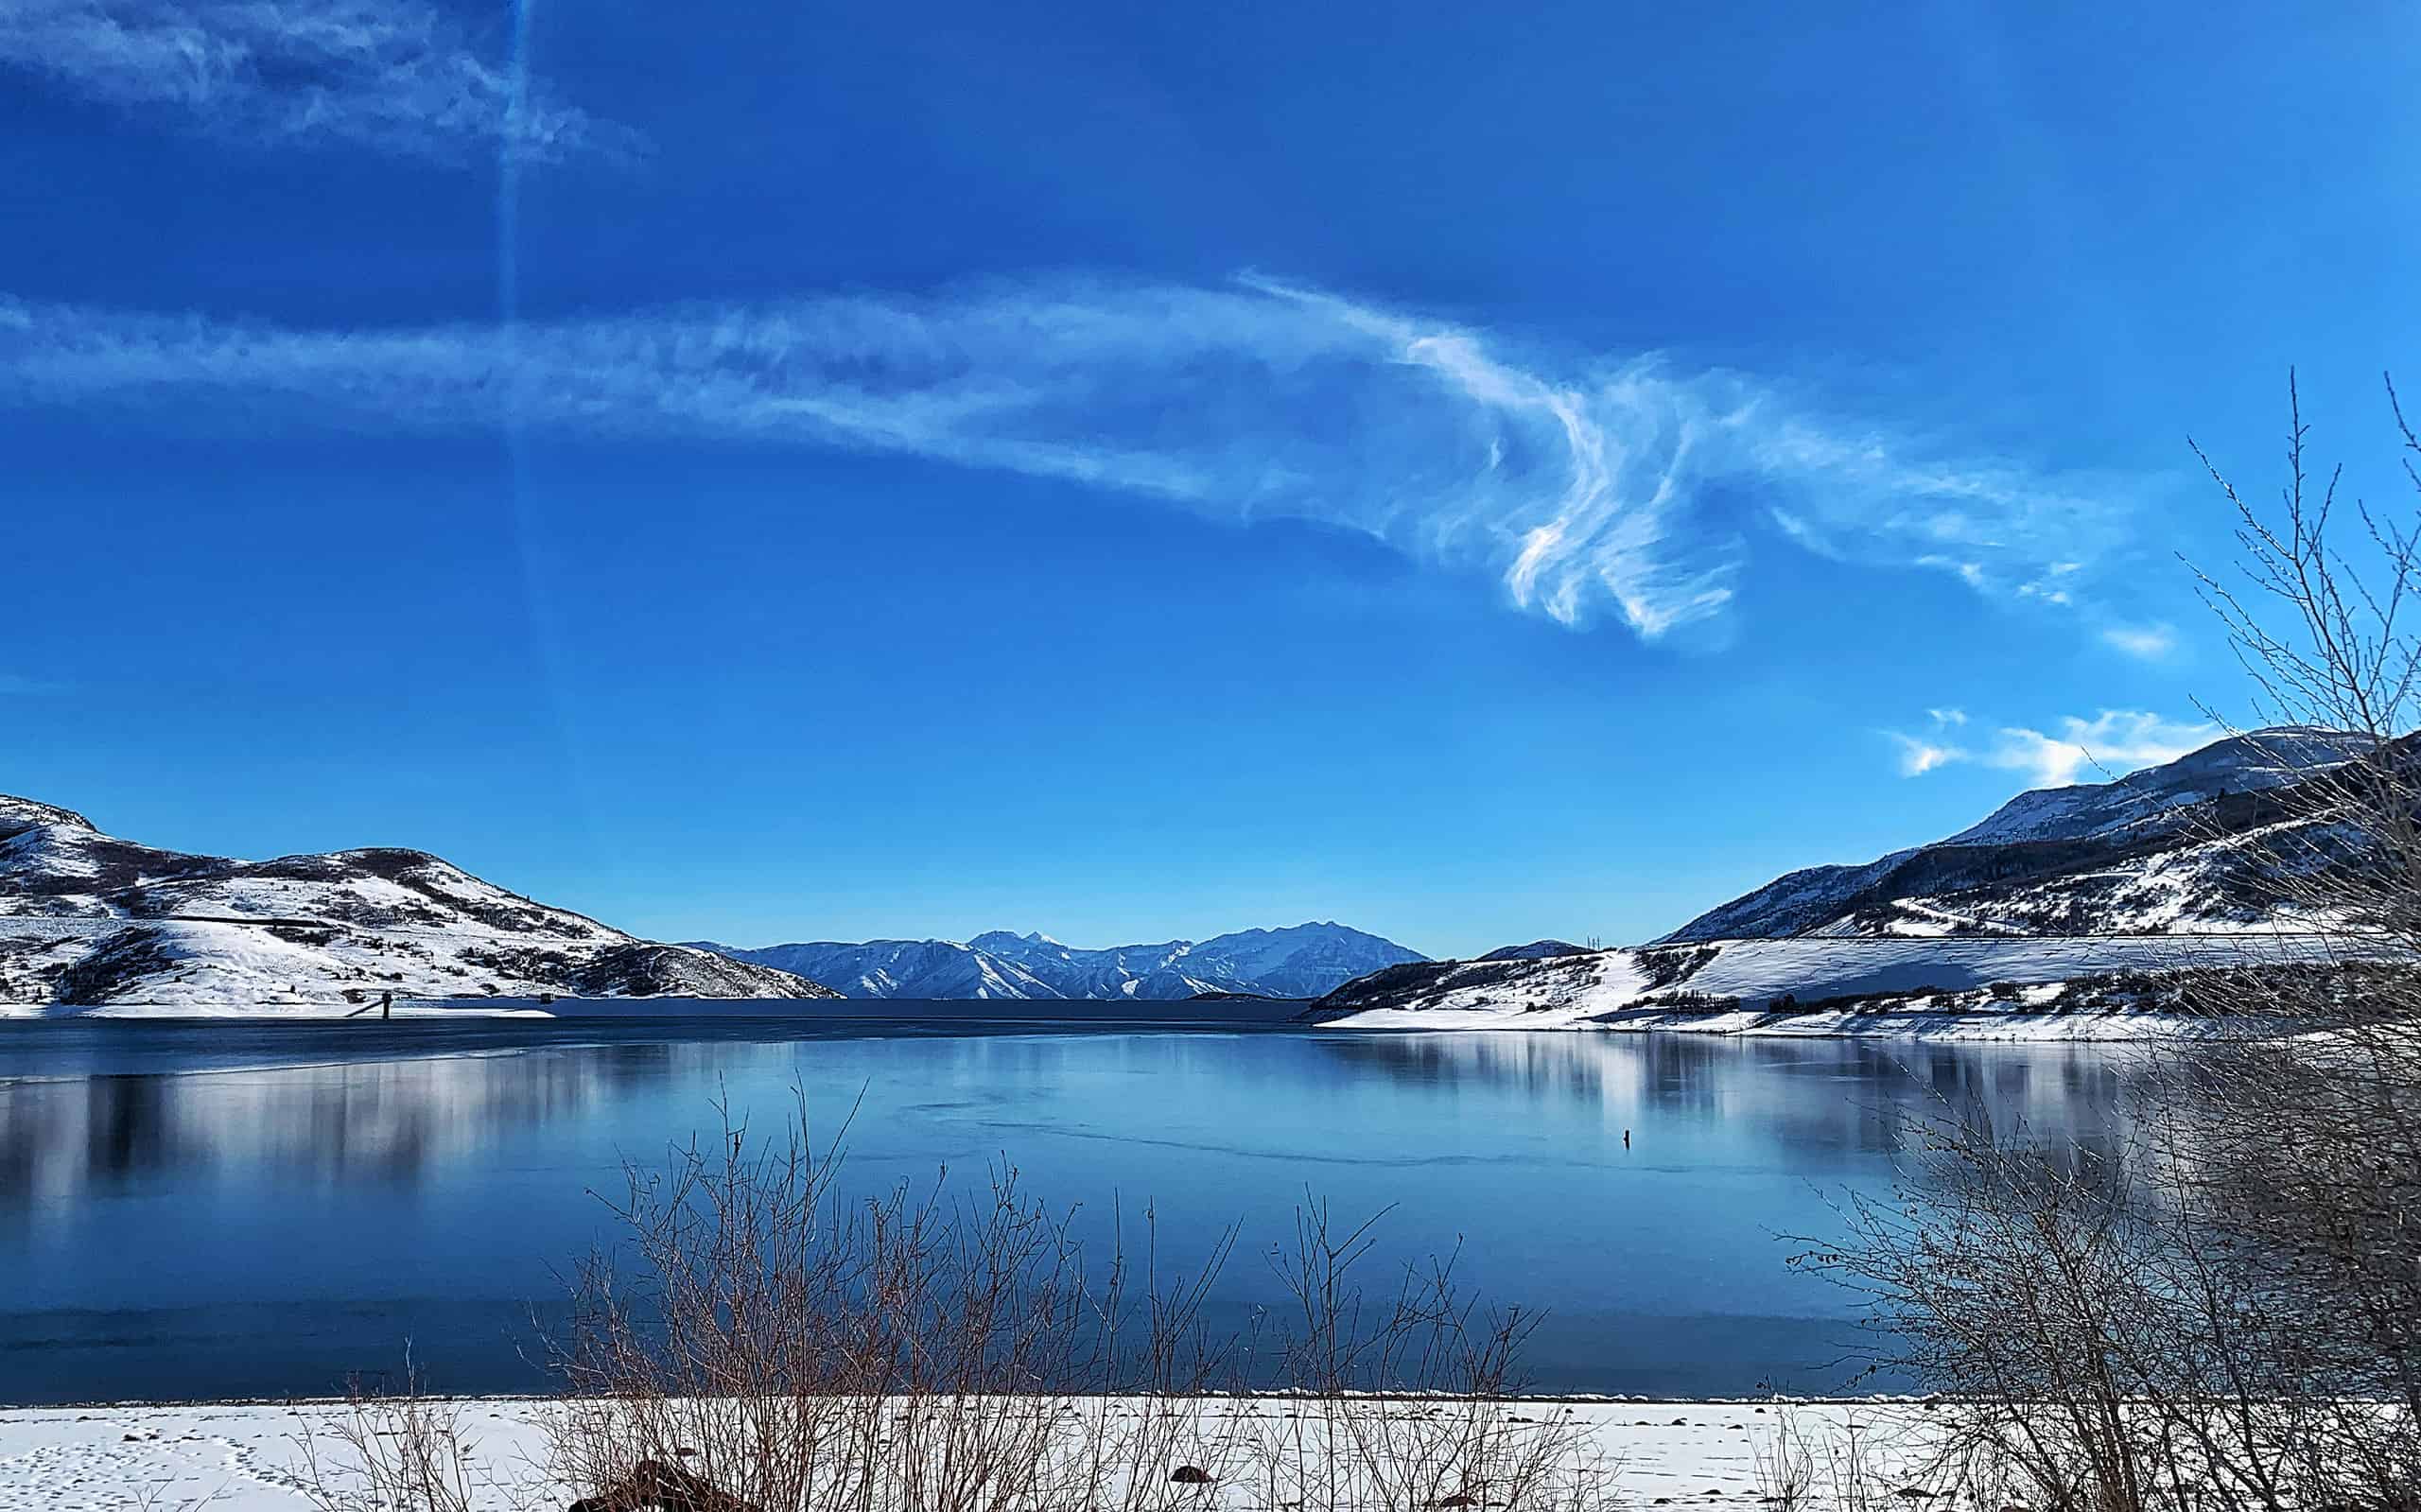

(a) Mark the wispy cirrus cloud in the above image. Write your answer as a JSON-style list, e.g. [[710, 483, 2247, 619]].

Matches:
[[0, 0, 640, 163], [1752, 426, 2125, 609], [1890, 708, 2217, 788], [0, 275, 2136, 638]]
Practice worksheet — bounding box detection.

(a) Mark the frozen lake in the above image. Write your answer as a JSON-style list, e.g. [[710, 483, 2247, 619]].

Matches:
[[0, 1015, 2139, 1402]]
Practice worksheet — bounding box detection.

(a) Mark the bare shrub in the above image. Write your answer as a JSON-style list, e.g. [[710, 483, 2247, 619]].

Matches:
[[540, 1096, 1612, 1512], [1750, 1402, 1995, 1512], [2180, 374, 2421, 1469], [1807, 375, 2421, 1510], [1750, 1402, 1820, 1512], [1807, 1093, 2420, 1510], [1228, 1202, 1607, 1512], [295, 1364, 549, 1512]]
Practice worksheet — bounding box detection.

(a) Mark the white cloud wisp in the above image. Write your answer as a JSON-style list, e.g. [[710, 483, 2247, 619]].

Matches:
[[0, 276, 2134, 638], [2102, 621, 2179, 661], [0, 0, 639, 163], [1891, 709, 2218, 789]]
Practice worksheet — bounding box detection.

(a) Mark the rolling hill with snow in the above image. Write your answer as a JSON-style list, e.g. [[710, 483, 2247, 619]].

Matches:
[[0, 795, 840, 1011]]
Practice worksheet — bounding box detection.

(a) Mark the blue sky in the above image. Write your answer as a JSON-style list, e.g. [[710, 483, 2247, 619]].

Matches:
[[3, 0, 2416, 958]]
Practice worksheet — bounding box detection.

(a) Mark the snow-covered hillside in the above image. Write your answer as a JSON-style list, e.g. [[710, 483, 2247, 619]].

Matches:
[[1307, 933, 2383, 1035], [1938, 727, 2366, 846], [1310, 729, 2409, 1037], [695, 923, 1425, 1000], [0, 796, 839, 1011], [1662, 728, 2374, 942]]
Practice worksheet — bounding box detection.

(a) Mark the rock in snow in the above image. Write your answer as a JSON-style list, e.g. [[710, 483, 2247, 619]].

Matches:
[[0, 797, 839, 1010]]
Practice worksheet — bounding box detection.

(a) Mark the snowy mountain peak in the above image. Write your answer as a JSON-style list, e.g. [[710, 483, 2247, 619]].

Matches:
[[0, 794, 97, 842], [1939, 726, 2367, 848]]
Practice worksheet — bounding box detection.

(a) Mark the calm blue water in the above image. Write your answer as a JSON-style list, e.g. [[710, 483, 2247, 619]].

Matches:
[[0, 1016, 2137, 1403]]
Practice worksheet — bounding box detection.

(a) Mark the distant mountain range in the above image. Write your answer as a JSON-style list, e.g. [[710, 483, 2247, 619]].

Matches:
[[689, 923, 1425, 1000], [0, 795, 837, 1009]]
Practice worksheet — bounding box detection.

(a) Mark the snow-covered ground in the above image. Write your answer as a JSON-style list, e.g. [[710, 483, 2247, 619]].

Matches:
[[1683, 933, 2353, 1000], [12, 984, 845, 1018], [0, 1397, 1942, 1511], [1315, 933, 2384, 1038]]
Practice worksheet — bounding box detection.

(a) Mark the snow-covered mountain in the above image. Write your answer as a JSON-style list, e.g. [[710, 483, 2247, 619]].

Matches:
[[0, 795, 839, 1010], [694, 923, 1425, 1000], [1661, 728, 2375, 942], [1935, 727, 2367, 847], [1308, 729, 2408, 1034]]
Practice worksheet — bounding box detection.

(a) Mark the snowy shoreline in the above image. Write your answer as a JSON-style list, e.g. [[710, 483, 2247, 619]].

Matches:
[[3, 1002, 2300, 1041], [0, 1396, 1937, 1510], [2, 999, 2313, 1041]]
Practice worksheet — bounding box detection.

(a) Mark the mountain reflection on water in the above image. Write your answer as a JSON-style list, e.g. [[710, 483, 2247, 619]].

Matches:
[[3, 1038, 690, 1197], [0, 1018, 2142, 1402]]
